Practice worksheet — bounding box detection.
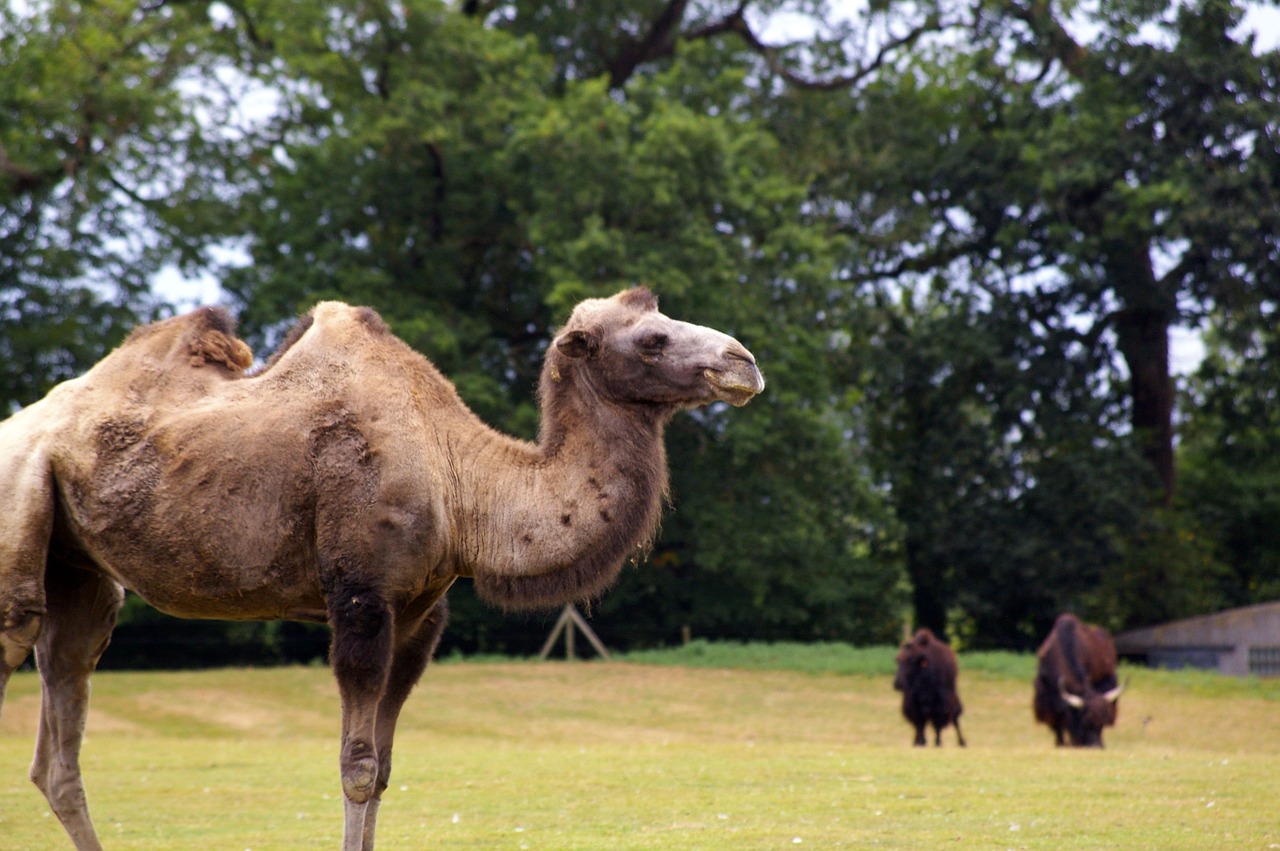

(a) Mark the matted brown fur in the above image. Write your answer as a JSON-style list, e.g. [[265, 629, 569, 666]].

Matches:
[[0, 287, 763, 851], [893, 628, 965, 747], [1033, 613, 1124, 747]]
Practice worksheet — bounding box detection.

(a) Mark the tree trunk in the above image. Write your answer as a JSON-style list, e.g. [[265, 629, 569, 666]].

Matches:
[[1114, 305, 1176, 504], [906, 535, 949, 641]]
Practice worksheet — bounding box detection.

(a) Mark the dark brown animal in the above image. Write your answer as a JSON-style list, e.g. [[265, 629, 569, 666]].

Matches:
[[1033, 613, 1124, 747], [0, 287, 764, 850], [893, 628, 966, 747]]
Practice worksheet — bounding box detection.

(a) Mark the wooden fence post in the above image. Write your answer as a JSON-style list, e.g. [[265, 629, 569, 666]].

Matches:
[[538, 604, 611, 660]]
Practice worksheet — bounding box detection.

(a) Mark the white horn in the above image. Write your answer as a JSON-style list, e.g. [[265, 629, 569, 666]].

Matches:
[[1103, 681, 1126, 703], [1059, 677, 1085, 709]]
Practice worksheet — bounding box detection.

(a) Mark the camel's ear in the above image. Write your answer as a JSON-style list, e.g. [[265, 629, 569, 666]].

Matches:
[[556, 328, 600, 359]]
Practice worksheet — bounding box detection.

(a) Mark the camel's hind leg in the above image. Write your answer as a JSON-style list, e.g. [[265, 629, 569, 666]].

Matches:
[[0, 450, 54, 719], [0, 606, 42, 716], [30, 561, 124, 851]]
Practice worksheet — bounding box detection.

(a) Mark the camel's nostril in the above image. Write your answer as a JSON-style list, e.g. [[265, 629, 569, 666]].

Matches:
[[723, 344, 757, 366]]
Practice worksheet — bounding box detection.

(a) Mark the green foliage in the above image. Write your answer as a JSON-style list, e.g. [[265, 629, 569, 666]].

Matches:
[[765, 0, 1280, 639], [1175, 323, 1280, 607]]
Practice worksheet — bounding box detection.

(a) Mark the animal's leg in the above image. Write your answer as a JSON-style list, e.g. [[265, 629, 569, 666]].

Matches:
[[953, 717, 966, 747], [0, 605, 42, 717], [933, 722, 942, 747], [328, 581, 393, 851], [0, 452, 54, 719], [912, 723, 926, 746], [30, 563, 123, 851], [358, 596, 449, 851]]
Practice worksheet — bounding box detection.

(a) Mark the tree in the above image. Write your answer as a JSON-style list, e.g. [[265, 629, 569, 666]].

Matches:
[[726, 0, 1280, 635], [845, 0, 1280, 506], [1176, 320, 1280, 608], [853, 274, 1160, 645]]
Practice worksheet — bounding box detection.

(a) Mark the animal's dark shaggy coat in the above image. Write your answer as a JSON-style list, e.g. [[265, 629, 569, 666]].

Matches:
[[893, 628, 966, 747], [1033, 613, 1124, 747]]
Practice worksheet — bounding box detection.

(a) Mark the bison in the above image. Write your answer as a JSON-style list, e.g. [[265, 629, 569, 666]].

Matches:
[[1034, 613, 1125, 747], [893, 628, 966, 747]]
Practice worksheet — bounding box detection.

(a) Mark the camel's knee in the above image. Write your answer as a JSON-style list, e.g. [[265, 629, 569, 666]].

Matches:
[[340, 746, 379, 804]]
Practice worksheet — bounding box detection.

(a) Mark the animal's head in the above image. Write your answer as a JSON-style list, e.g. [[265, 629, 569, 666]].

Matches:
[[1058, 677, 1124, 747], [549, 287, 764, 410], [893, 628, 937, 691]]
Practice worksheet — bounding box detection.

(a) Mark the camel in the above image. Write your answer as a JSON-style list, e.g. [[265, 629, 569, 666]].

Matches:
[[0, 286, 763, 850]]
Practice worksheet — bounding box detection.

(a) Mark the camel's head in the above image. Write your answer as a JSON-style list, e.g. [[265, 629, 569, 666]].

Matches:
[[550, 287, 765, 409]]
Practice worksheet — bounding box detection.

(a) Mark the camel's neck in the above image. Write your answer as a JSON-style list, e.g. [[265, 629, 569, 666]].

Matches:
[[460, 356, 671, 610]]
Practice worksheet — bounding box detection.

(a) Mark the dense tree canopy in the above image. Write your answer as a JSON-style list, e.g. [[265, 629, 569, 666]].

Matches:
[[2, 0, 1278, 660]]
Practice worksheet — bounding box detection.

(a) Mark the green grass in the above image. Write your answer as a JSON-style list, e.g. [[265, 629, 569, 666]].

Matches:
[[2, 646, 1279, 849]]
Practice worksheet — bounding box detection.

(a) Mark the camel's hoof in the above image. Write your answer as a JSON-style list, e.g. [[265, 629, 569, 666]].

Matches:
[[342, 757, 378, 804]]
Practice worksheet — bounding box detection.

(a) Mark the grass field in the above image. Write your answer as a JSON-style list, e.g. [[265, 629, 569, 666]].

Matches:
[[2, 643, 1278, 849]]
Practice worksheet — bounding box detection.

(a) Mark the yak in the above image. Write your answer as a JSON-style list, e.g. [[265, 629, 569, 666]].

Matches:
[[893, 627, 966, 747], [1033, 613, 1125, 747]]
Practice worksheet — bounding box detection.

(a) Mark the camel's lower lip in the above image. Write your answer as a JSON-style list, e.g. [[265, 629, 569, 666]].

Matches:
[[705, 367, 765, 406]]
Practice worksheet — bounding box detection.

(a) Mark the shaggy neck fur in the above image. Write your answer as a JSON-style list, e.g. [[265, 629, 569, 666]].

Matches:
[[463, 346, 671, 610]]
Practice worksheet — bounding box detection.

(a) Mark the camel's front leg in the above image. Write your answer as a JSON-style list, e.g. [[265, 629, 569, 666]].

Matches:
[[327, 581, 393, 851], [358, 596, 450, 849]]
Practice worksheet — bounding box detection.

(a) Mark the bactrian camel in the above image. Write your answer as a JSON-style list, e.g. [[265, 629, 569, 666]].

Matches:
[[0, 286, 764, 850]]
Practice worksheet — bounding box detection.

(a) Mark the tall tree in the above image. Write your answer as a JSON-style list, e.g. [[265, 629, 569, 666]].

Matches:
[[844, 0, 1280, 506], [635, 0, 1280, 636], [1177, 319, 1280, 608]]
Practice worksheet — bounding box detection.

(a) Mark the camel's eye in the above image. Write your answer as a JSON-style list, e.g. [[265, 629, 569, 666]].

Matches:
[[639, 332, 669, 354]]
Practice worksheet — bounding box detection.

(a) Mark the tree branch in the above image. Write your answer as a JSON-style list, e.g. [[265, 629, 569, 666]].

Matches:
[[711, 7, 941, 92], [1000, 0, 1088, 80], [604, 1, 943, 92], [0, 143, 53, 195], [607, 0, 694, 89]]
